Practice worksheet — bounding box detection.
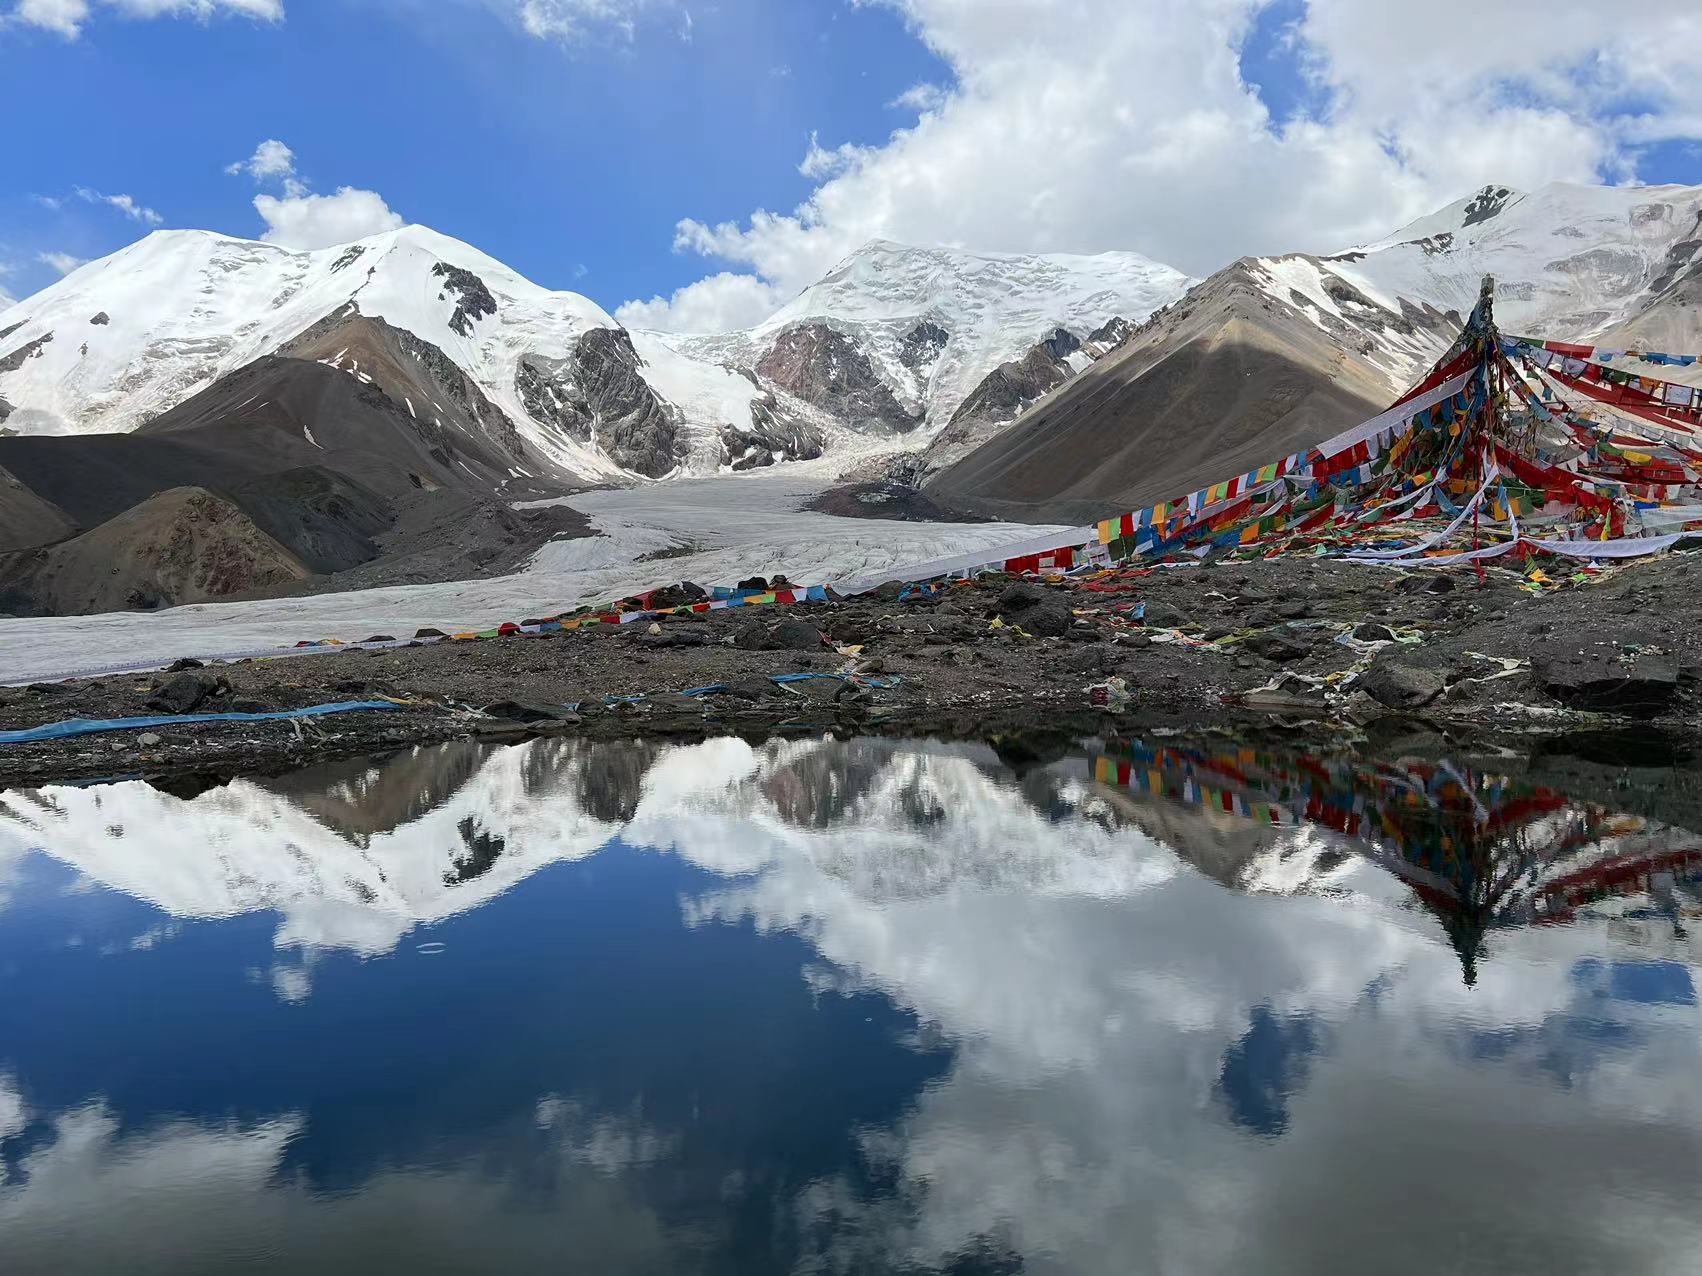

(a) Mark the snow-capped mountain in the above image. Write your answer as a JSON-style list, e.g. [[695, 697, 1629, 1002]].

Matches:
[[0, 225, 780, 480], [661, 239, 1192, 433], [928, 181, 1702, 522], [0, 228, 1193, 484], [1260, 181, 1702, 361]]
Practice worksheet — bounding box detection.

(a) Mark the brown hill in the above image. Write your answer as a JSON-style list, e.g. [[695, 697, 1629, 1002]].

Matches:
[[924, 261, 1445, 526], [0, 486, 311, 616]]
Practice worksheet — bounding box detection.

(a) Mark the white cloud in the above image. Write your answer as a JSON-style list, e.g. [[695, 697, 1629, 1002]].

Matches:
[[73, 186, 162, 225], [12, 0, 88, 37], [254, 187, 404, 250], [9, 0, 282, 38], [38, 250, 88, 275], [890, 82, 949, 114], [225, 137, 299, 192], [624, 0, 1702, 332], [515, 0, 641, 41], [226, 138, 403, 249], [615, 270, 786, 334]]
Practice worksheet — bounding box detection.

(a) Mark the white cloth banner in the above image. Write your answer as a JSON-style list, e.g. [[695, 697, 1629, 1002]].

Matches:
[[1342, 458, 1499, 561], [1314, 369, 1475, 461], [828, 525, 1096, 596]]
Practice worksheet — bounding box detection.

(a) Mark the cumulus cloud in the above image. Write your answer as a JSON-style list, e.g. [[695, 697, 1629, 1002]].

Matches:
[[254, 187, 404, 250], [9, 0, 282, 39], [225, 138, 301, 192], [624, 0, 1702, 332], [226, 138, 404, 249], [38, 250, 88, 275], [615, 270, 787, 333]]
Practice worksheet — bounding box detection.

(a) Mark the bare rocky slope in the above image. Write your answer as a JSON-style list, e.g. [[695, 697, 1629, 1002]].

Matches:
[[926, 181, 1702, 524], [924, 260, 1447, 524]]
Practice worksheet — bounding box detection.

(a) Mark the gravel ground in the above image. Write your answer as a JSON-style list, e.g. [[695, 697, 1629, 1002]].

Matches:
[[5, 551, 1701, 788]]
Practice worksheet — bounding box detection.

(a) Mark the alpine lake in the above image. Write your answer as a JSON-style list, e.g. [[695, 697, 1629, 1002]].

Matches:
[[1, 725, 1699, 1275]]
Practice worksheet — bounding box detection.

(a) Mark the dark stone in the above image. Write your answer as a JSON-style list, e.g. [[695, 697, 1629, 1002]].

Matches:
[[641, 630, 710, 649], [361, 634, 397, 644], [165, 657, 205, 672], [1352, 623, 1397, 643], [480, 700, 581, 724], [415, 628, 449, 639], [1276, 599, 1313, 620], [1244, 631, 1310, 662], [1141, 602, 1187, 629], [649, 581, 707, 609], [145, 673, 218, 715], [769, 617, 826, 650], [737, 576, 770, 592], [89, 311, 110, 325], [1536, 653, 1680, 717], [997, 582, 1070, 637], [717, 676, 782, 701], [1357, 652, 1445, 711], [1067, 647, 1115, 675]]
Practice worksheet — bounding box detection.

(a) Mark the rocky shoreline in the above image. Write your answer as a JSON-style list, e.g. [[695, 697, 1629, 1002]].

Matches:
[[4, 552, 1700, 789]]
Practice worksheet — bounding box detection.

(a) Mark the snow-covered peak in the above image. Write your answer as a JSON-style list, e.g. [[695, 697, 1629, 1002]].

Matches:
[[766, 238, 1190, 334], [0, 222, 626, 471], [655, 238, 1193, 428], [1327, 180, 1702, 339]]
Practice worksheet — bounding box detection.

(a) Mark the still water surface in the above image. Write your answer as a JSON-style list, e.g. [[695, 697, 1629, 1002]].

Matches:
[[1, 733, 1699, 1274]]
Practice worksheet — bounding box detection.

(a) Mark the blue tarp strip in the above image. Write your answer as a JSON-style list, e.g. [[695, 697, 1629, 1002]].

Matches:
[[0, 700, 405, 746]]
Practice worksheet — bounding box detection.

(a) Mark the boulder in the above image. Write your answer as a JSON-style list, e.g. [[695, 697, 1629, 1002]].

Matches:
[[1357, 652, 1445, 711], [769, 617, 826, 650], [1536, 652, 1680, 717], [144, 672, 222, 715], [1244, 630, 1309, 663], [1140, 602, 1188, 629], [1352, 622, 1397, 643], [480, 700, 581, 724], [997, 582, 1071, 638], [649, 581, 707, 609]]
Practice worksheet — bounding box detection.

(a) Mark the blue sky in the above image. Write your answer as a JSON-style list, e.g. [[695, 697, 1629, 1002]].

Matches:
[[0, 0, 949, 308], [4, 0, 1702, 330]]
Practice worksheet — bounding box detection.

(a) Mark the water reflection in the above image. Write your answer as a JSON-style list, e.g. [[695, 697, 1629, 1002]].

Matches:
[[0, 733, 1699, 1274]]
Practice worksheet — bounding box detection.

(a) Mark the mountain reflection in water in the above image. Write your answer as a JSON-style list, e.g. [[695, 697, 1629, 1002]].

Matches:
[[1, 733, 1699, 1275]]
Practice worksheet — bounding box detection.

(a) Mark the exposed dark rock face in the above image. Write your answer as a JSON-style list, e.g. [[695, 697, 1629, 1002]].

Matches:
[[0, 321, 25, 342], [516, 355, 589, 442], [0, 396, 11, 424], [756, 322, 921, 432], [720, 393, 825, 471], [0, 332, 52, 375], [89, 312, 110, 326], [516, 329, 683, 478], [936, 328, 1078, 451], [329, 245, 366, 273], [899, 320, 949, 369], [1461, 185, 1514, 227], [1087, 316, 1134, 349], [431, 262, 497, 337]]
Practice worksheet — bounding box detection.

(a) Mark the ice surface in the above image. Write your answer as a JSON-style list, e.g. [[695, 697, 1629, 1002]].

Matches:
[[0, 466, 1069, 684]]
